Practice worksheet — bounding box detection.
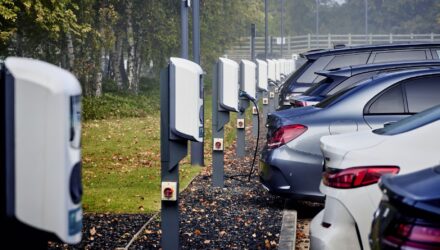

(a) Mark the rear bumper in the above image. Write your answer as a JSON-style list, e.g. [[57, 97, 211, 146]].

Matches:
[[310, 197, 361, 250], [259, 146, 325, 199]]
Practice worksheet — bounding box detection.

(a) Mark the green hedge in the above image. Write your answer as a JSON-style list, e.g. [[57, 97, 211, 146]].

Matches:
[[82, 90, 160, 121]]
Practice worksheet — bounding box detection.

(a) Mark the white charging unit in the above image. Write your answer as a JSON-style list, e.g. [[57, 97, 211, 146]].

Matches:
[[169, 57, 204, 142], [240, 60, 257, 99], [256, 59, 268, 91], [1, 57, 82, 244], [218, 58, 239, 112], [267, 59, 276, 83]]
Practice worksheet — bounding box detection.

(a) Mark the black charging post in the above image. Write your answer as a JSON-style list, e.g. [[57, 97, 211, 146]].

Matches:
[[160, 58, 204, 250]]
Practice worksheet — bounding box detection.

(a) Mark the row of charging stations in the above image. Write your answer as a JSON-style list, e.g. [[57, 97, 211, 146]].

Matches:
[[160, 56, 296, 250], [0, 53, 292, 249], [1, 57, 83, 247]]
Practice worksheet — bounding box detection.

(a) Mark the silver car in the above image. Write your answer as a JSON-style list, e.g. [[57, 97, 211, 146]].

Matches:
[[259, 67, 440, 199]]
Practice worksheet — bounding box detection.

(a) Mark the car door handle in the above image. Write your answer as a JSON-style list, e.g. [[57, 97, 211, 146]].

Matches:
[[383, 121, 396, 127]]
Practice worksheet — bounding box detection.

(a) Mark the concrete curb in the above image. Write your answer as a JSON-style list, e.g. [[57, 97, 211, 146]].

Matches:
[[278, 201, 297, 250]]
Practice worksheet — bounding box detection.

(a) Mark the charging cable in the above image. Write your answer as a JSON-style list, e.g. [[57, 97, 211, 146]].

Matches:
[[226, 90, 260, 182]]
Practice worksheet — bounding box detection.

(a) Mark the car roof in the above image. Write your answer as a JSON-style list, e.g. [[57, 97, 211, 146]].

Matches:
[[301, 42, 440, 60], [371, 67, 440, 81], [315, 60, 440, 78], [323, 67, 440, 109]]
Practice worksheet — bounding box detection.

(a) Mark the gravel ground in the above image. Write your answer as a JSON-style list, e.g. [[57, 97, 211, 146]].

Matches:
[[48, 126, 323, 250], [294, 201, 324, 250], [130, 129, 285, 249], [48, 213, 152, 249]]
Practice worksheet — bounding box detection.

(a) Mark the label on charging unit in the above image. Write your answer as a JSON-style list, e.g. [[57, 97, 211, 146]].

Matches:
[[263, 98, 269, 105], [68, 207, 83, 236], [269, 92, 275, 98], [252, 107, 258, 115], [274, 88, 279, 93]]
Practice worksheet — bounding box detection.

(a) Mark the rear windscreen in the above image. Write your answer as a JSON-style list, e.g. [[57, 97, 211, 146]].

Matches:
[[281, 59, 313, 92], [303, 77, 334, 96], [373, 105, 440, 135], [315, 86, 356, 108], [327, 71, 378, 96], [297, 56, 333, 84]]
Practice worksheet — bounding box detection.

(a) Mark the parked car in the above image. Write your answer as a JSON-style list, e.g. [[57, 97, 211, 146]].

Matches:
[[278, 42, 440, 110], [310, 104, 440, 250], [370, 165, 440, 250], [290, 60, 440, 107], [259, 68, 440, 200]]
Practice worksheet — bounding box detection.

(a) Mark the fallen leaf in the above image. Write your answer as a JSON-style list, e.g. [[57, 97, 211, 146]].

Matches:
[[194, 229, 201, 236], [90, 227, 96, 236], [203, 240, 210, 244], [265, 239, 270, 249], [219, 231, 226, 237]]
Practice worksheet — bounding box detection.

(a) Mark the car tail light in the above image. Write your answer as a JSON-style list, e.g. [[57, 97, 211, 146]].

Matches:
[[267, 124, 307, 149], [292, 100, 308, 107], [384, 222, 440, 249], [323, 166, 399, 188]]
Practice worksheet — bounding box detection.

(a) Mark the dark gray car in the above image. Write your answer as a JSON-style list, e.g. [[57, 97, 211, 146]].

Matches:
[[260, 68, 440, 199], [278, 43, 440, 110], [291, 60, 440, 107]]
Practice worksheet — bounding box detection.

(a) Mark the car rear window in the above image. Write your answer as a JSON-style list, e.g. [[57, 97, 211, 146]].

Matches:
[[373, 50, 427, 63], [373, 105, 440, 135], [315, 86, 356, 108], [324, 53, 370, 69], [297, 56, 333, 84], [281, 59, 313, 92], [303, 77, 334, 96], [404, 76, 440, 113], [327, 71, 378, 96], [365, 84, 405, 114]]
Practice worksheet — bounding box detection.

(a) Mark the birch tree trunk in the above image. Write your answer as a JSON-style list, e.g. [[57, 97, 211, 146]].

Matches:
[[66, 30, 76, 74], [95, 46, 105, 97], [126, 0, 136, 93], [114, 33, 124, 90]]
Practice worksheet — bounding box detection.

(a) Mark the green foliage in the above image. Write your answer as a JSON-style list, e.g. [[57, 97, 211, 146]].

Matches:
[[82, 91, 160, 121]]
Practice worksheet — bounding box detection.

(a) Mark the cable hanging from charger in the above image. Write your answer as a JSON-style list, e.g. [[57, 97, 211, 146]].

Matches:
[[225, 90, 260, 182]]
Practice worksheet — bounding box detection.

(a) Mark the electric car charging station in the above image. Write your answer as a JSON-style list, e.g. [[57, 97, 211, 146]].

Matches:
[[0, 57, 83, 247], [236, 60, 257, 158], [267, 59, 277, 113], [212, 57, 239, 187], [160, 57, 204, 250], [256, 59, 269, 124]]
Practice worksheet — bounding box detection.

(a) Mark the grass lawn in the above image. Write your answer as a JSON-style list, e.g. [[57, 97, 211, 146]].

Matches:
[[81, 94, 251, 214], [81, 116, 202, 214]]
